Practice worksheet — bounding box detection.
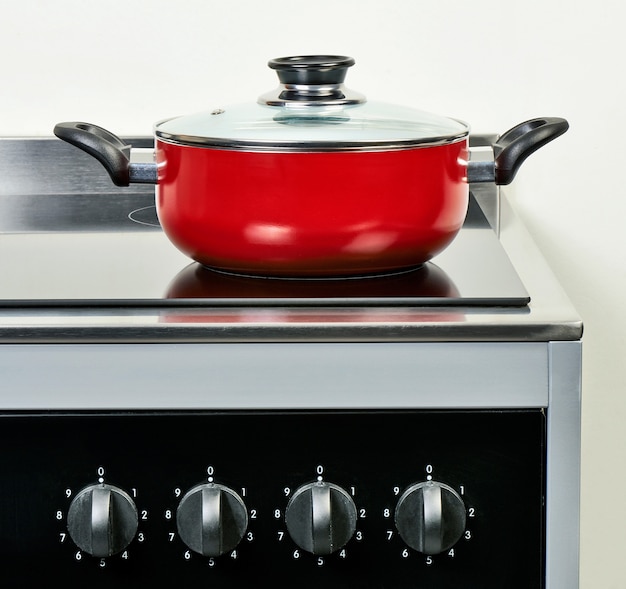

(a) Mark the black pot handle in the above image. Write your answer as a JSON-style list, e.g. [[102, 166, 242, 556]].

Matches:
[[54, 122, 133, 187], [493, 117, 569, 185]]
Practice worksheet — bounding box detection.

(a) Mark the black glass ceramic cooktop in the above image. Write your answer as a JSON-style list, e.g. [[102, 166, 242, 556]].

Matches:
[[0, 195, 529, 307]]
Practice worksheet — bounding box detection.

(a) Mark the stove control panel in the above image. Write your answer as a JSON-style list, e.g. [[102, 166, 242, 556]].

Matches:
[[0, 410, 545, 588]]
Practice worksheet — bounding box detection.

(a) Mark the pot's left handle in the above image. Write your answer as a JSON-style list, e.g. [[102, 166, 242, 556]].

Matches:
[[53, 122, 157, 186]]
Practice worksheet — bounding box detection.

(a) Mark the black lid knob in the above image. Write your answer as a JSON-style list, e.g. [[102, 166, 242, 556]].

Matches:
[[268, 55, 355, 86]]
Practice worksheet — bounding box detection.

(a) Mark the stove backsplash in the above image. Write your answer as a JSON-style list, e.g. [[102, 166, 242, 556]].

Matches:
[[0, 135, 501, 234]]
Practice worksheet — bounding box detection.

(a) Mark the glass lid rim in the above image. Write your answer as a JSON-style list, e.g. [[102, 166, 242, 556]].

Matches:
[[153, 128, 470, 152]]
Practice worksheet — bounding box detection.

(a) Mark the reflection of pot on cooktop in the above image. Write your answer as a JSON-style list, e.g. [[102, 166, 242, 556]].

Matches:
[[164, 262, 460, 302]]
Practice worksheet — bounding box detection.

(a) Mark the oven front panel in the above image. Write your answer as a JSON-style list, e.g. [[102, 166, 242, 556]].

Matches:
[[0, 409, 545, 588]]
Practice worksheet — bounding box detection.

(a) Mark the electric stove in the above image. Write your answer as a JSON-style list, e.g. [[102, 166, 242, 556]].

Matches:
[[0, 135, 582, 588]]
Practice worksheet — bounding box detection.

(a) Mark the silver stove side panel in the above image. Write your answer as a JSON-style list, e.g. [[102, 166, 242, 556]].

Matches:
[[546, 340, 582, 589]]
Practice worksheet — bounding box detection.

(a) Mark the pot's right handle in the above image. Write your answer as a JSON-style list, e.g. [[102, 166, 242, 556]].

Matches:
[[493, 117, 569, 185], [53, 122, 158, 186]]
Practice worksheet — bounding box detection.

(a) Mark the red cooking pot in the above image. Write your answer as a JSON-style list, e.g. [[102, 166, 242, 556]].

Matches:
[[54, 55, 568, 277]]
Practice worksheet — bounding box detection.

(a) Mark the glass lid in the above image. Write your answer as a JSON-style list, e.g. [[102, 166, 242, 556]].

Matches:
[[155, 55, 469, 152]]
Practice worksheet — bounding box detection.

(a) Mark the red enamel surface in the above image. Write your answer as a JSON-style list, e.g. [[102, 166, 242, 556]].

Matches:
[[156, 140, 469, 277]]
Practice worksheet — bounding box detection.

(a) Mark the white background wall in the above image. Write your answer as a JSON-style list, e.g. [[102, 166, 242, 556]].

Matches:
[[1, 1, 623, 585]]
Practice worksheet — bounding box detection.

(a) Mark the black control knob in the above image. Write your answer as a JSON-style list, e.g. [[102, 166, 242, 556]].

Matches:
[[67, 483, 138, 557], [285, 481, 357, 555], [176, 483, 248, 557], [394, 480, 466, 555]]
